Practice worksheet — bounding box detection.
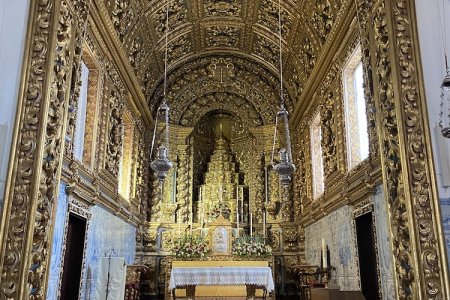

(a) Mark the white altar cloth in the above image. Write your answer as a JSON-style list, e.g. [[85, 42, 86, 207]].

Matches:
[[169, 266, 275, 292]]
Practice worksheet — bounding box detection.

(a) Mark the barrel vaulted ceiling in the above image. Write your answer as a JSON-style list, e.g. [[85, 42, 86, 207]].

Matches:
[[101, 0, 346, 125]]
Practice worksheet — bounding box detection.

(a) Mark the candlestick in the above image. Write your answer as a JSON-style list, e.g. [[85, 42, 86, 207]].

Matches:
[[250, 212, 253, 238], [322, 238, 327, 268]]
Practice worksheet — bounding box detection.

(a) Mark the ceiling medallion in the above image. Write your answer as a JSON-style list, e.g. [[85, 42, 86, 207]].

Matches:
[[208, 58, 235, 83]]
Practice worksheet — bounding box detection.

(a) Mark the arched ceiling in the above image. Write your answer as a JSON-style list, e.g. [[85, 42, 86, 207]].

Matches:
[[101, 0, 345, 124]]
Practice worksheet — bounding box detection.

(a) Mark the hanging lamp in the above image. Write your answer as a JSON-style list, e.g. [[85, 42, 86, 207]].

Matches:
[[150, 2, 173, 182], [440, 56, 450, 138], [271, 0, 296, 186], [438, 0, 450, 138]]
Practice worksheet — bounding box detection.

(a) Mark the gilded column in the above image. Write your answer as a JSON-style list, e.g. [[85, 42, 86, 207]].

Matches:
[[252, 150, 265, 222], [148, 124, 165, 223], [176, 145, 190, 222]]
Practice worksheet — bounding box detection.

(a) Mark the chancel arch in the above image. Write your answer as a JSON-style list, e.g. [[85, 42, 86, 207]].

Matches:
[[0, 0, 449, 299]]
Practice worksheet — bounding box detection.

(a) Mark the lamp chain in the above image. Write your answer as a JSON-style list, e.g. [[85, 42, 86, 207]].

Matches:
[[437, 0, 450, 134], [278, 0, 284, 107], [164, 2, 171, 154], [270, 0, 284, 167], [163, 1, 169, 99]]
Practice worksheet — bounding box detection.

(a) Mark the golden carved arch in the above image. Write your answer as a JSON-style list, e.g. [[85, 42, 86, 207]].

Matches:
[[150, 54, 295, 125]]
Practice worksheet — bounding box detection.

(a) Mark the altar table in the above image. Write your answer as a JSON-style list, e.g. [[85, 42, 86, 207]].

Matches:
[[169, 265, 274, 299]]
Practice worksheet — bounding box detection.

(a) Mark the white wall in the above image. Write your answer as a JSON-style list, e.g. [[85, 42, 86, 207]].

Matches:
[[415, 0, 450, 196], [415, 0, 450, 268], [0, 0, 31, 212]]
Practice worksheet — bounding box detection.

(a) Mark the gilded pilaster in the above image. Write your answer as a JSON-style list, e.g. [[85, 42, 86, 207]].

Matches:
[[367, 0, 450, 298], [0, 0, 84, 297]]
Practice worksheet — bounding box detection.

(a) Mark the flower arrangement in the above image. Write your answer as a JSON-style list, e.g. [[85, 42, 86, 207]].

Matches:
[[172, 235, 210, 259], [232, 234, 273, 258]]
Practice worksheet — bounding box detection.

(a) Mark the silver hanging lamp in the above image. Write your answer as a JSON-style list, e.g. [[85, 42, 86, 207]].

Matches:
[[150, 2, 173, 182], [440, 55, 450, 138], [271, 0, 296, 186], [438, 0, 450, 138]]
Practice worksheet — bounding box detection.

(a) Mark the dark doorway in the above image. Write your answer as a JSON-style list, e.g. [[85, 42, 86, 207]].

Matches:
[[60, 213, 87, 300], [355, 212, 381, 300]]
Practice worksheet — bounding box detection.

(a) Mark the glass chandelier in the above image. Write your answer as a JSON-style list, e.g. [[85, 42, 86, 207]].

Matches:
[[271, 0, 296, 186], [150, 2, 173, 182]]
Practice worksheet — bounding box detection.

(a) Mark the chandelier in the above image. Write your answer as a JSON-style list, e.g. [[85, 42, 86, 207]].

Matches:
[[150, 2, 173, 182], [271, 0, 296, 186]]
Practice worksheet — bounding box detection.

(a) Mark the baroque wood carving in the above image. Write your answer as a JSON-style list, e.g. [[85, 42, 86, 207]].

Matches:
[[0, 0, 81, 297]]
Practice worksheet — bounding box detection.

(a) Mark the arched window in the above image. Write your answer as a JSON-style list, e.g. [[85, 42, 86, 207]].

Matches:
[[119, 111, 134, 200], [73, 61, 89, 162], [343, 46, 369, 170], [73, 48, 101, 169], [311, 112, 324, 198]]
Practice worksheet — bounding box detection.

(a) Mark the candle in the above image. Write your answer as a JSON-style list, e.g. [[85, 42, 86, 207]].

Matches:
[[264, 166, 268, 204], [200, 202, 204, 229], [219, 185, 223, 215], [250, 212, 253, 238], [178, 211, 181, 234], [322, 238, 327, 268], [172, 165, 177, 203], [240, 186, 243, 218], [263, 212, 266, 240], [236, 188, 240, 236]]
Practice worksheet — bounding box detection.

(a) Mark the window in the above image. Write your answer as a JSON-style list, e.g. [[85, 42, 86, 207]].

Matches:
[[119, 112, 134, 200], [73, 61, 89, 161], [311, 112, 324, 199], [343, 46, 369, 170], [73, 48, 101, 169]]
